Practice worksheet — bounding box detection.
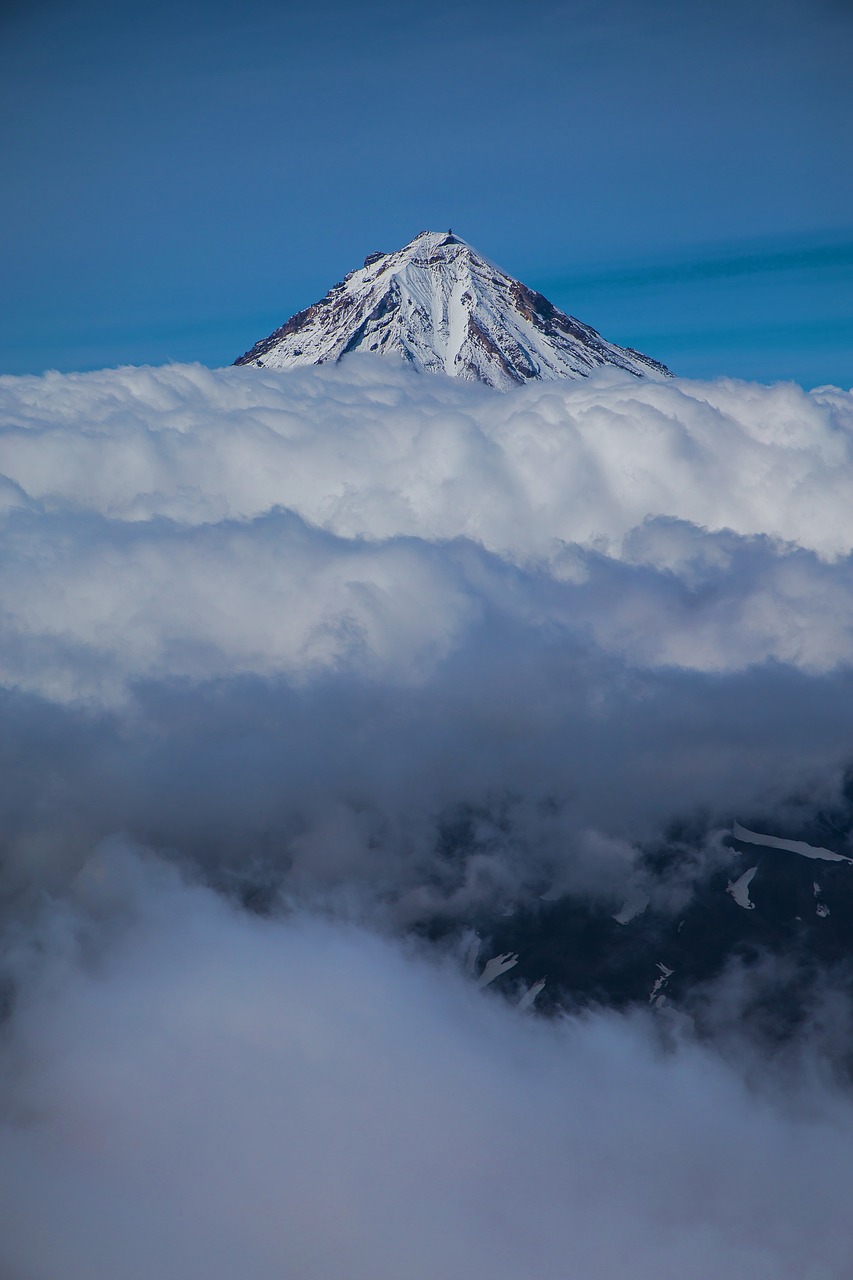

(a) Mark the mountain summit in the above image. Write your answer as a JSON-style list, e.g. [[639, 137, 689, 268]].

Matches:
[[234, 231, 672, 390]]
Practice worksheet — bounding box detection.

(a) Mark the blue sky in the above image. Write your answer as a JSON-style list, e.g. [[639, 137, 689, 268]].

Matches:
[[1, 0, 851, 385]]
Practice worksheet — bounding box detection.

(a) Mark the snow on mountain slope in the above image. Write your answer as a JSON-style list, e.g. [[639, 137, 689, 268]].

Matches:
[[234, 230, 672, 390]]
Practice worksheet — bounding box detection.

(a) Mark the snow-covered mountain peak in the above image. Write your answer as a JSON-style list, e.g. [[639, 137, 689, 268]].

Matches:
[[235, 231, 672, 390]]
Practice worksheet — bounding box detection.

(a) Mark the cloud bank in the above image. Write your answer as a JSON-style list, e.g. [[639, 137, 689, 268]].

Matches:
[[1, 360, 852, 903], [2, 358, 852, 554], [2, 357, 853, 1276]]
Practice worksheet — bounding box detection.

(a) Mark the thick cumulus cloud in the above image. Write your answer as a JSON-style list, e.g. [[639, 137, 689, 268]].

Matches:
[[1, 360, 853, 705], [3, 358, 853, 1276], [2, 358, 852, 556], [0, 359, 852, 907]]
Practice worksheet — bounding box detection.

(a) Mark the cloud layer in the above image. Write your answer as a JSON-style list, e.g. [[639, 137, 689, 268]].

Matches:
[[2, 359, 852, 553], [0, 360, 852, 902], [2, 360, 853, 704], [2, 357, 853, 1276]]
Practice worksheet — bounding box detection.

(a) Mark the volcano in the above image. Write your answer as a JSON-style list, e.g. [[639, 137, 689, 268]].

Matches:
[[234, 230, 672, 390]]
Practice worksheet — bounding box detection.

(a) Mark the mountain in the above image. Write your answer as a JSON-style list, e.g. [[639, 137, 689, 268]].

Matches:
[[429, 812, 853, 1044], [234, 230, 672, 390]]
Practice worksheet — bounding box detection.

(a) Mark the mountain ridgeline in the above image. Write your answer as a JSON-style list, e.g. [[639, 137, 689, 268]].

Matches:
[[235, 231, 672, 390]]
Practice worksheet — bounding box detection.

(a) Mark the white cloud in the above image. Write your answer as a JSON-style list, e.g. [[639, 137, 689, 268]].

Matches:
[[0, 362, 850, 902], [2, 358, 853, 1276], [1, 360, 852, 555], [1, 362, 853, 706], [0, 362, 851, 910]]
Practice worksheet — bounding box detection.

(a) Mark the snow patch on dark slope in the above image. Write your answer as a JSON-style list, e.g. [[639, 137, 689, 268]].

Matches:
[[235, 230, 672, 389]]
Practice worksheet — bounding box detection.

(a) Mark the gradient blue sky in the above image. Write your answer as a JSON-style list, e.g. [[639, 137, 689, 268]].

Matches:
[[1, 0, 851, 385]]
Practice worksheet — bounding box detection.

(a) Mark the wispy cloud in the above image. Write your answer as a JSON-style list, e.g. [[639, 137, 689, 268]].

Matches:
[[544, 236, 853, 292]]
